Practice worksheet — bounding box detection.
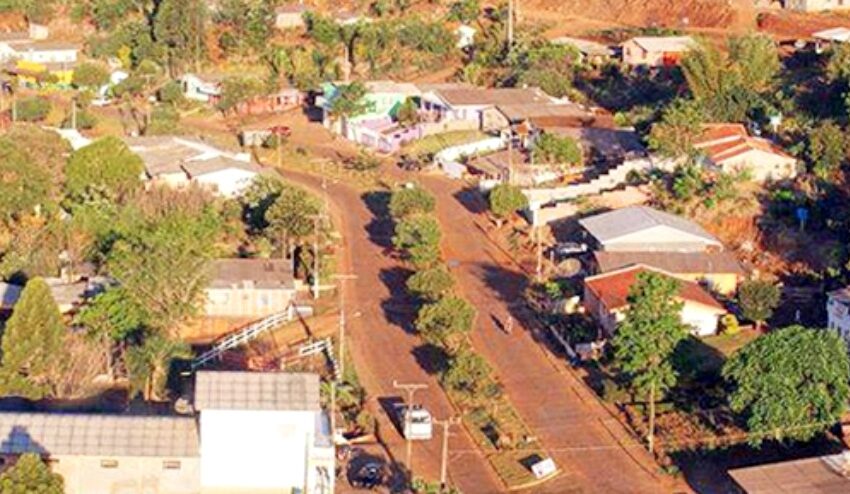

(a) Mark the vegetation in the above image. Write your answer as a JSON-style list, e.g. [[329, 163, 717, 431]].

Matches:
[[532, 133, 582, 165], [389, 186, 436, 219], [723, 326, 850, 445], [65, 136, 144, 202], [406, 265, 455, 302], [415, 295, 476, 351], [0, 453, 64, 494], [737, 279, 780, 330], [488, 183, 528, 221], [14, 97, 51, 122], [392, 215, 442, 269], [612, 272, 688, 453]]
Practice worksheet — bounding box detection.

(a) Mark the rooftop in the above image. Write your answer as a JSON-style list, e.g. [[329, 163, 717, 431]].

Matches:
[[550, 36, 611, 56], [594, 251, 744, 275], [695, 124, 794, 164], [433, 87, 553, 107], [496, 102, 594, 124], [584, 264, 725, 312], [125, 136, 245, 177], [728, 452, 850, 493], [194, 371, 320, 411], [208, 258, 295, 290], [364, 80, 421, 96], [275, 4, 307, 14], [813, 27, 850, 42], [13, 41, 79, 51], [578, 206, 721, 247], [0, 413, 199, 458], [627, 36, 696, 53], [547, 127, 645, 160], [181, 156, 262, 177]]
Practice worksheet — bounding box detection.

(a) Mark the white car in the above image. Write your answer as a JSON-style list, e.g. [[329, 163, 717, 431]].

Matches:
[[395, 404, 433, 440]]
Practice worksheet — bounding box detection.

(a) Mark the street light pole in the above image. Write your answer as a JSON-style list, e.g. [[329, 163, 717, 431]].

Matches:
[[331, 274, 357, 379], [433, 416, 461, 490], [393, 380, 428, 480]]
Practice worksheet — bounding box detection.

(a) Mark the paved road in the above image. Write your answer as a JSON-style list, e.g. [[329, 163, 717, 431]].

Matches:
[[280, 169, 504, 493], [416, 174, 685, 493]]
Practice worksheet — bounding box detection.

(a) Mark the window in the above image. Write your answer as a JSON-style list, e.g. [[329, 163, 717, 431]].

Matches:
[[162, 460, 181, 470], [100, 459, 118, 468]]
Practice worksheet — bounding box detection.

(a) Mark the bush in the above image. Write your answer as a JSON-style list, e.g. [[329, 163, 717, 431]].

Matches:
[[158, 80, 185, 105], [721, 314, 740, 335], [389, 186, 435, 219], [532, 133, 582, 165], [15, 97, 51, 122], [146, 106, 180, 135], [62, 109, 97, 130]]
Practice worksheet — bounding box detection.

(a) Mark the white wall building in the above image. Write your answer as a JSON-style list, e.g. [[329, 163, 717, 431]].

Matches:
[[180, 73, 223, 103], [827, 287, 850, 344], [9, 41, 78, 64]]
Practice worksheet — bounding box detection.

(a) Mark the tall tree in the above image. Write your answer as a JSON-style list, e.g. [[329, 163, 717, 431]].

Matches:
[[125, 332, 190, 401], [392, 215, 442, 269], [264, 184, 321, 256], [65, 136, 145, 203], [488, 183, 528, 224], [328, 82, 374, 123], [807, 121, 847, 180], [415, 296, 476, 351], [738, 279, 780, 331], [153, 0, 207, 74], [723, 325, 850, 445], [0, 139, 52, 221], [612, 272, 689, 453], [406, 265, 455, 302], [0, 453, 64, 494], [389, 186, 435, 219], [0, 278, 67, 400]]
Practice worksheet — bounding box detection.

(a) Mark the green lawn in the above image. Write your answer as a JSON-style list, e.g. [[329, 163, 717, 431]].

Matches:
[[702, 330, 760, 357], [402, 130, 487, 156], [674, 330, 760, 378]]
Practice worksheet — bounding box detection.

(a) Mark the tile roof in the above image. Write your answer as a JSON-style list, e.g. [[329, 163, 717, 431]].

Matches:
[[0, 413, 199, 457], [181, 156, 261, 177], [594, 251, 744, 275], [194, 371, 320, 411], [433, 87, 553, 107], [695, 124, 795, 164], [578, 206, 721, 247], [728, 452, 850, 493], [584, 265, 725, 311], [208, 258, 295, 290], [628, 36, 695, 53]]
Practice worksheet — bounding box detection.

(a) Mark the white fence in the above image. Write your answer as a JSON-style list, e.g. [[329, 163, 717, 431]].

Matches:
[[434, 137, 505, 179]]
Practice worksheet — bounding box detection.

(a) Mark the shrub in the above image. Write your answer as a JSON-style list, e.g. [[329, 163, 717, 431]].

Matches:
[[15, 97, 51, 122], [721, 314, 740, 335]]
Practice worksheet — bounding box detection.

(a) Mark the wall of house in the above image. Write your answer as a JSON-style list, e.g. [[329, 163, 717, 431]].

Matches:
[[827, 297, 850, 343], [681, 302, 722, 336], [622, 40, 654, 66], [275, 13, 304, 29], [191, 169, 258, 198], [45, 454, 200, 494], [199, 409, 315, 493], [18, 48, 77, 64], [204, 286, 294, 319], [582, 286, 617, 338]]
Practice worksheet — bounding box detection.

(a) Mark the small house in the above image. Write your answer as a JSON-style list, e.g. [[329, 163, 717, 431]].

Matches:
[[694, 124, 798, 182], [275, 4, 306, 29], [621, 36, 695, 67], [827, 287, 850, 344], [419, 84, 555, 131], [579, 206, 724, 253], [182, 156, 262, 198], [180, 73, 223, 103], [584, 265, 726, 337], [204, 259, 298, 319]]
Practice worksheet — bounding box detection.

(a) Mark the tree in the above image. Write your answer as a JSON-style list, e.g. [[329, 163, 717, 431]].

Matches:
[[72, 61, 110, 90], [328, 82, 374, 123], [389, 186, 435, 219], [532, 133, 582, 165], [264, 185, 321, 255], [75, 288, 146, 379], [415, 296, 476, 351], [807, 121, 847, 180], [728, 34, 780, 94], [14, 97, 51, 122], [723, 325, 850, 445], [648, 98, 705, 158], [448, 0, 480, 23], [612, 272, 689, 453], [125, 332, 190, 401], [3, 125, 69, 186], [406, 265, 455, 302], [157, 80, 185, 105], [392, 215, 441, 269], [0, 139, 52, 220], [488, 183, 528, 222], [395, 97, 420, 128], [216, 76, 264, 114], [65, 136, 144, 202], [153, 0, 207, 73], [441, 348, 492, 399], [738, 279, 780, 331], [513, 43, 582, 99], [0, 278, 67, 400], [0, 453, 64, 494]]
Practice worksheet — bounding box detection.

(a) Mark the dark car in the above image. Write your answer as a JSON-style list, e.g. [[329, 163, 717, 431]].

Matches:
[[350, 462, 383, 489]]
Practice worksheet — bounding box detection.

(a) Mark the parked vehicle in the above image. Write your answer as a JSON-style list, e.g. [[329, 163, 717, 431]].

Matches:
[[350, 462, 383, 489], [551, 242, 588, 257], [394, 404, 433, 440]]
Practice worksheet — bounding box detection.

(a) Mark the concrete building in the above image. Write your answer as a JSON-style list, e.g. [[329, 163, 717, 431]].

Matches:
[[275, 4, 307, 29], [620, 36, 695, 67], [827, 287, 850, 345], [204, 259, 298, 319], [584, 264, 726, 337], [578, 206, 724, 253], [694, 124, 798, 182], [785, 0, 850, 12], [0, 371, 333, 494]]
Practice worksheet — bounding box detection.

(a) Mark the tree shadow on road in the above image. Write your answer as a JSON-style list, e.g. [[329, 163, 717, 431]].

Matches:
[[378, 266, 418, 334], [453, 186, 488, 215], [411, 343, 450, 376], [362, 191, 394, 249]]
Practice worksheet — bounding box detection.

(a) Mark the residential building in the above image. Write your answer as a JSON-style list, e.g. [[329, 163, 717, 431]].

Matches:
[[180, 73, 302, 115], [0, 276, 108, 315], [2, 41, 79, 86], [583, 265, 726, 337], [196, 372, 333, 494], [204, 258, 298, 319], [334, 11, 369, 26], [483, 102, 597, 136], [0, 371, 333, 494], [728, 450, 850, 493], [592, 250, 744, 295], [551, 36, 612, 64], [10, 41, 77, 65], [125, 136, 260, 198], [785, 0, 850, 12], [578, 206, 724, 253], [827, 287, 850, 344], [180, 73, 223, 103], [620, 36, 695, 67], [813, 27, 850, 52], [419, 84, 555, 131], [274, 4, 306, 29], [455, 24, 476, 49], [694, 124, 798, 182]]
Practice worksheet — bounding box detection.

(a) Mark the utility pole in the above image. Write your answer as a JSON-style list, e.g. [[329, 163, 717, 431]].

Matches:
[[71, 95, 77, 130], [507, 134, 514, 186], [535, 225, 543, 282], [308, 213, 327, 299], [393, 380, 428, 480], [507, 0, 514, 50], [331, 274, 357, 379], [433, 416, 461, 490], [11, 91, 16, 123]]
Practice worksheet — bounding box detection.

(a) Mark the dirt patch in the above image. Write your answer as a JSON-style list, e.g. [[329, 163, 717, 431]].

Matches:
[[757, 9, 850, 41]]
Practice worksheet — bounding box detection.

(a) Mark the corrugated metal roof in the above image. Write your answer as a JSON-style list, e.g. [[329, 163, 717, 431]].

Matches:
[[578, 206, 721, 247], [434, 87, 552, 107], [194, 371, 320, 411], [594, 251, 744, 275], [181, 156, 262, 177], [628, 36, 695, 53], [0, 413, 199, 457], [208, 259, 295, 290], [729, 452, 850, 493]]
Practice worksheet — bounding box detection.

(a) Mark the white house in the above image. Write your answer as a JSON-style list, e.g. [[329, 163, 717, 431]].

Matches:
[[8, 41, 78, 65], [0, 371, 333, 494], [180, 73, 223, 103], [204, 258, 298, 319], [195, 372, 334, 494], [275, 4, 307, 29], [827, 287, 850, 344], [579, 206, 724, 253], [694, 124, 798, 182], [584, 264, 726, 337], [620, 36, 695, 67], [182, 156, 262, 198], [455, 24, 476, 49]]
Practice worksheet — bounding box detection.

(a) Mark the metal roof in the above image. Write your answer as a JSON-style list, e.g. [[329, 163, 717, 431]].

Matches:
[[432, 87, 552, 107], [194, 371, 320, 411], [208, 259, 295, 290], [181, 156, 262, 177], [578, 206, 721, 247], [594, 251, 744, 276], [729, 452, 850, 493], [0, 413, 199, 458], [627, 36, 695, 53]]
